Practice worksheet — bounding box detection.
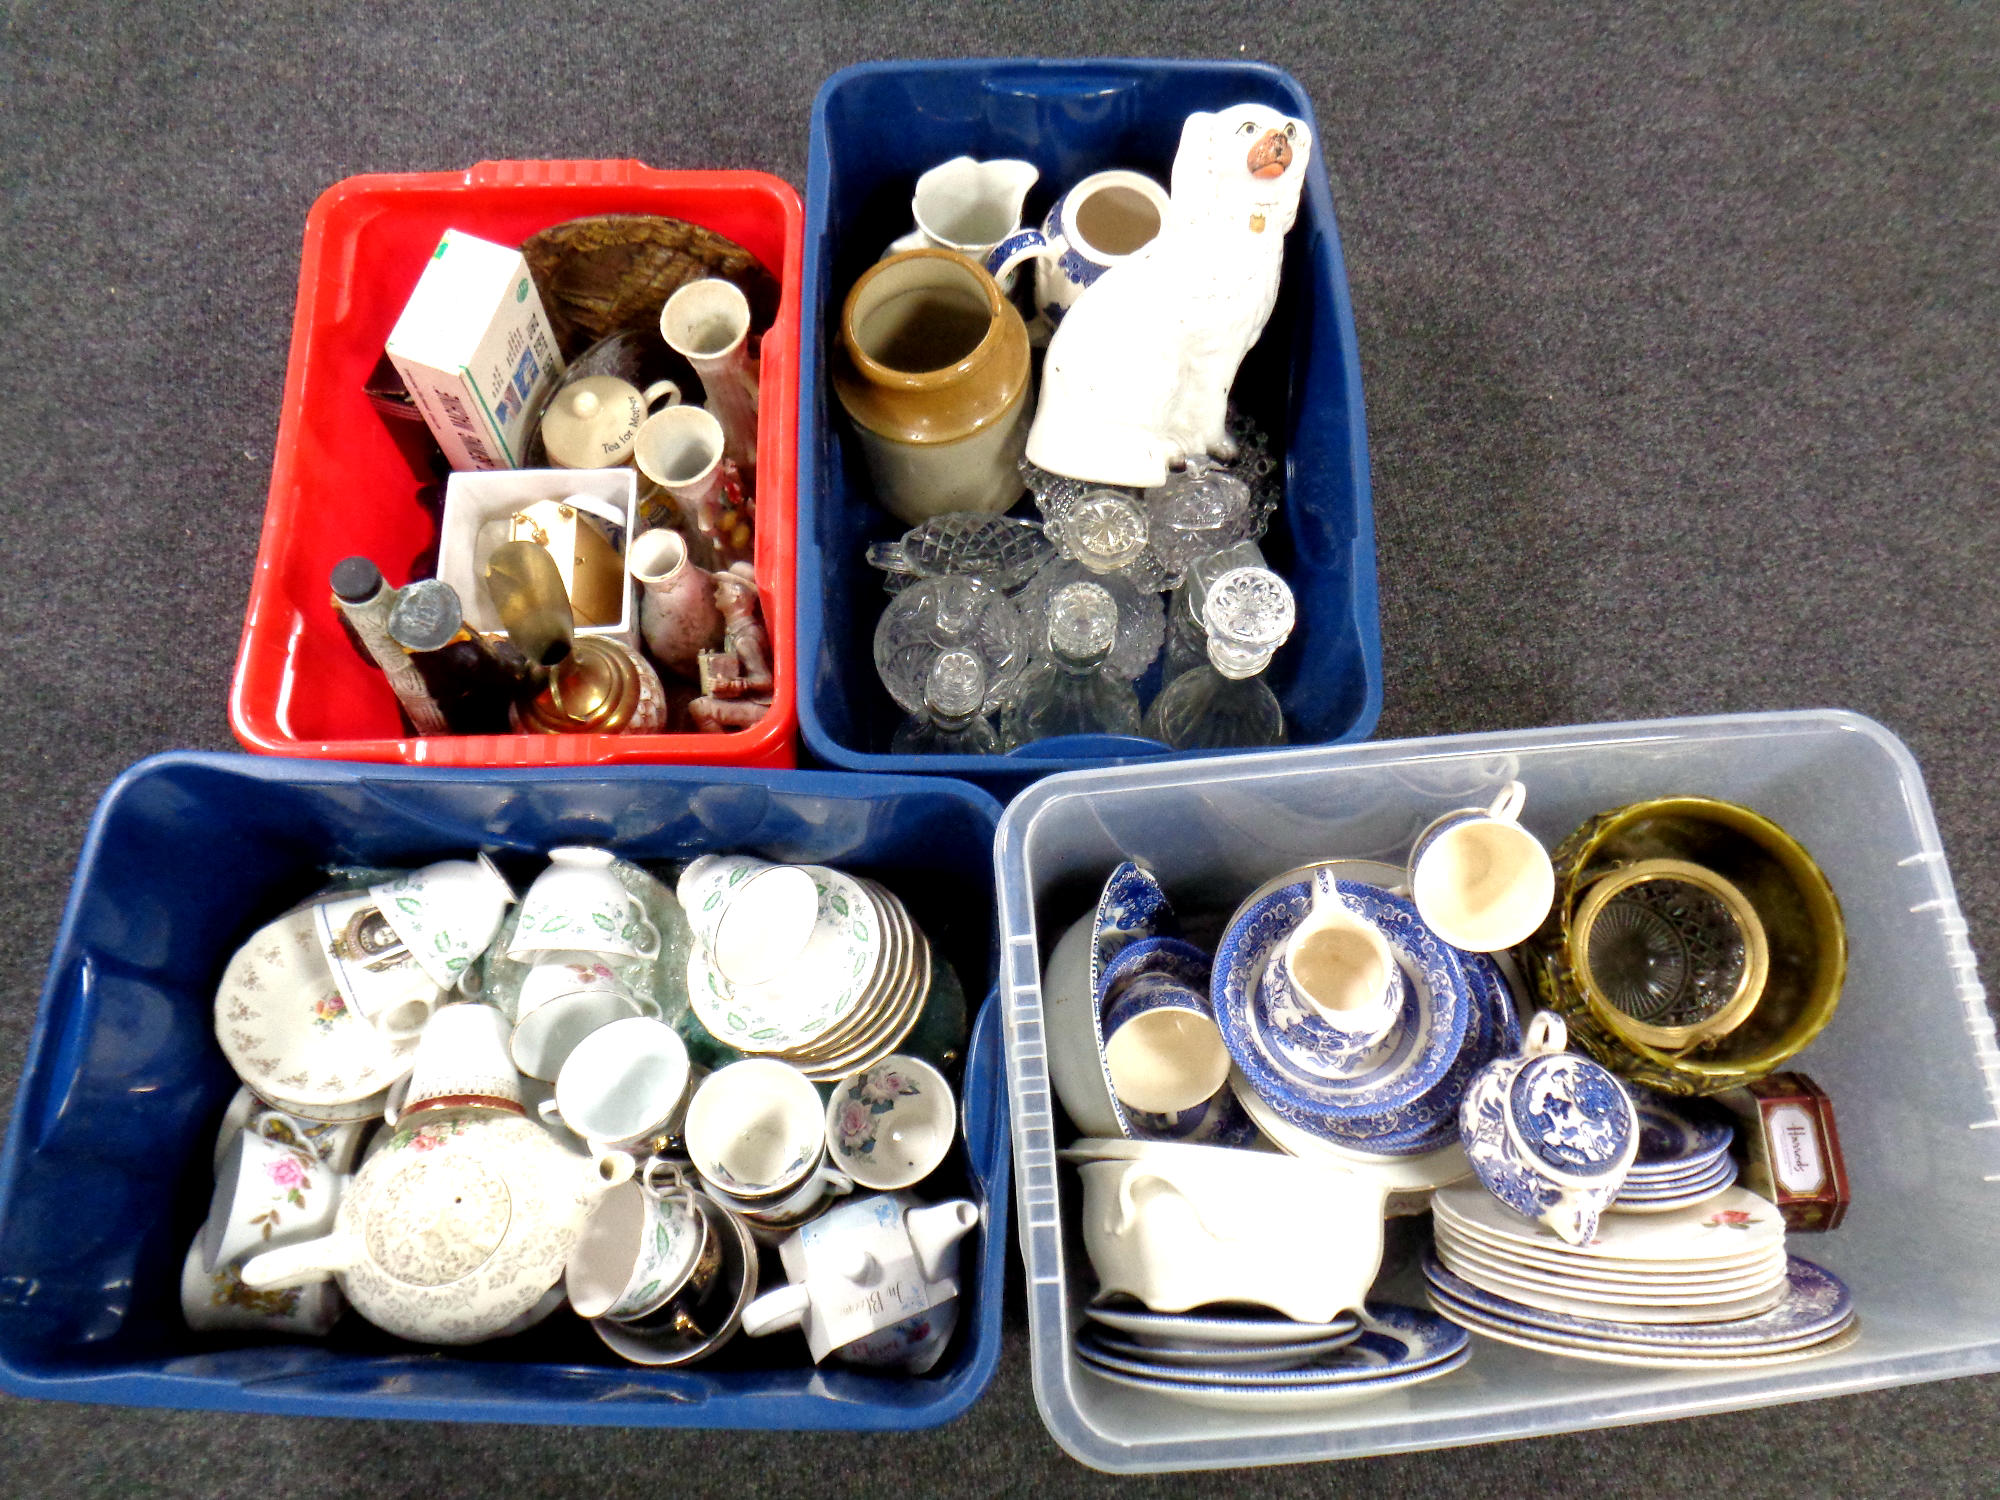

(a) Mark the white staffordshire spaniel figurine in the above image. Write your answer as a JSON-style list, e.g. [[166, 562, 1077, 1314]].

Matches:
[[1025, 105, 1312, 489]]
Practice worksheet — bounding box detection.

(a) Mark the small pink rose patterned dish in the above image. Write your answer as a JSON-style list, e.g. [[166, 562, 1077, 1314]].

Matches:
[[825, 1054, 956, 1191], [216, 907, 420, 1109]]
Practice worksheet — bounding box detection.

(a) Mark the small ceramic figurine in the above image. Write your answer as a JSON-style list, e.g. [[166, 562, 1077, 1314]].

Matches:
[[1025, 105, 1314, 488], [687, 566, 774, 733]]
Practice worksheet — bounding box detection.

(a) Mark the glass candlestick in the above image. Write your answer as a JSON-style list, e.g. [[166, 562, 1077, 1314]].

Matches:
[[999, 581, 1142, 749], [1144, 566, 1296, 750]]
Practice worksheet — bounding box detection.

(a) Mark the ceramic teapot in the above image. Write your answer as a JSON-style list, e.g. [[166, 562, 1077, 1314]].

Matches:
[[739, 1193, 977, 1363], [241, 1107, 633, 1344], [240, 1004, 634, 1344]]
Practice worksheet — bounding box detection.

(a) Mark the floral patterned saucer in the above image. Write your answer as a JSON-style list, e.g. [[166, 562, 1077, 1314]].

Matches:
[[685, 866, 882, 1053], [215, 908, 420, 1108]]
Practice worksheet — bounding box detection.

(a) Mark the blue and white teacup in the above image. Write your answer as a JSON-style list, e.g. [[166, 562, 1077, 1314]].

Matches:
[[1101, 971, 1229, 1117], [1458, 1011, 1638, 1245], [1407, 780, 1555, 953], [985, 169, 1171, 337]]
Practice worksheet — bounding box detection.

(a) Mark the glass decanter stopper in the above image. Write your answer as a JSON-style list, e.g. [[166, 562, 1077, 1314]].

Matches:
[[890, 650, 1002, 755], [1144, 566, 1296, 750], [872, 574, 1029, 717], [1164, 540, 1269, 677], [865, 512, 1053, 592], [1013, 556, 1164, 683], [1052, 491, 1149, 574], [999, 581, 1143, 749]]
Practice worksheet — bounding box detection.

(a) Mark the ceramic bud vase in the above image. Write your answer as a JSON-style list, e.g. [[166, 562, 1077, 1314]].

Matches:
[[634, 405, 753, 571], [833, 249, 1031, 525], [628, 528, 723, 680], [660, 279, 759, 476]]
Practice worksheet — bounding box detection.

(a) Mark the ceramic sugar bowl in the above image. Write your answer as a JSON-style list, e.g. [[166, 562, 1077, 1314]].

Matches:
[[1458, 1011, 1638, 1245], [239, 1105, 635, 1344]]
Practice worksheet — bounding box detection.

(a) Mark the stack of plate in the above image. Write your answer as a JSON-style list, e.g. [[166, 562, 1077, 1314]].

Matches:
[[1215, 878, 1518, 1173], [1425, 1184, 1857, 1368], [687, 868, 932, 1083], [1612, 1096, 1739, 1214], [1077, 1301, 1469, 1412]]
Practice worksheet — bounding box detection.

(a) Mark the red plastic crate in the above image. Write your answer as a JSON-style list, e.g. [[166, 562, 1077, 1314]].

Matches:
[[230, 159, 801, 768]]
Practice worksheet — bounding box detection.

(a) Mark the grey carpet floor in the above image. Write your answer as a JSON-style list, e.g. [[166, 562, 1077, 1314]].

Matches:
[[4, 2, 1998, 1494]]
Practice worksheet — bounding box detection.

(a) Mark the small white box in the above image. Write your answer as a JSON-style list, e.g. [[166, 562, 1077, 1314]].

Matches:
[[386, 229, 565, 471], [437, 468, 638, 648]]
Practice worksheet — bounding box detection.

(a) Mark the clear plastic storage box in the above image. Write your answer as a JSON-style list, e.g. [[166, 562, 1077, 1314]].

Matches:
[[994, 710, 1999, 1471]]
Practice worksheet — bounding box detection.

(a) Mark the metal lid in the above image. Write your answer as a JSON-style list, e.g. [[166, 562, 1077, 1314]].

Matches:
[[387, 579, 465, 652]]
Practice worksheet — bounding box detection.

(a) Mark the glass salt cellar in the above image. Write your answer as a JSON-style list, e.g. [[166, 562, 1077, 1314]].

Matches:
[[999, 582, 1142, 749]]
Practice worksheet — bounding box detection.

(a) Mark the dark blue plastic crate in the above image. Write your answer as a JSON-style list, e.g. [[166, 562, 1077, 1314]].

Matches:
[[799, 58, 1382, 788], [0, 752, 1007, 1429]]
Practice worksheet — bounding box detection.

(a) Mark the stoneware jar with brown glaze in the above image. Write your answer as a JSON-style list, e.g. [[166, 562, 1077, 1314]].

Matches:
[[832, 249, 1031, 525]]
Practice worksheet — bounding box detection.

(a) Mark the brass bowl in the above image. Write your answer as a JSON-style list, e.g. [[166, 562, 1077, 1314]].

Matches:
[[1522, 797, 1845, 1096]]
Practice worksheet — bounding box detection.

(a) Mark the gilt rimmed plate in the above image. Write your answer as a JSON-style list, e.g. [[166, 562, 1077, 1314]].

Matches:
[[215, 908, 419, 1107]]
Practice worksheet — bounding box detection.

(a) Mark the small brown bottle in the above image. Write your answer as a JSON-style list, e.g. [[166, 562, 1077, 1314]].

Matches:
[[386, 580, 523, 736]]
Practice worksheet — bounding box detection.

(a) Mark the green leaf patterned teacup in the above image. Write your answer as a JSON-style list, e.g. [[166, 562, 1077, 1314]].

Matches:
[[508, 847, 662, 962], [368, 854, 517, 992]]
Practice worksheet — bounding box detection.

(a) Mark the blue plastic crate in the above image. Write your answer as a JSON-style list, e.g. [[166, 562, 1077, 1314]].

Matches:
[[0, 752, 1008, 1429], [799, 58, 1382, 787]]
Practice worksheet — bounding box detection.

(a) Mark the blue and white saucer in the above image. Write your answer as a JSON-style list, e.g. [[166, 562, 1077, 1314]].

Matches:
[[1078, 1302, 1468, 1387], [1236, 929, 1514, 1159], [1085, 1301, 1360, 1349], [1077, 1323, 1360, 1370], [1100, 936, 1212, 1005], [1425, 1251, 1854, 1358], [1217, 881, 1473, 1130], [1629, 1095, 1735, 1179], [1124, 1088, 1262, 1148]]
